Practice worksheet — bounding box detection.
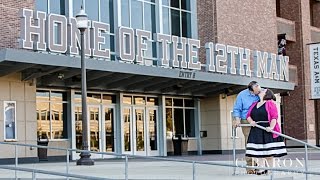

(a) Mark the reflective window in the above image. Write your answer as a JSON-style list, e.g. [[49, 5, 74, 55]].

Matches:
[[162, 0, 197, 38], [131, 1, 143, 30], [87, 93, 101, 104], [170, 0, 179, 8], [134, 96, 145, 105], [121, 0, 130, 27], [123, 96, 132, 105], [163, 0, 170, 6], [147, 97, 158, 106], [182, 11, 192, 38], [73, 0, 82, 17], [75, 93, 116, 104], [166, 108, 173, 138], [36, 0, 48, 12], [51, 91, 67, 102], [184, 99, 194, 107], [101, 0, 115, 32], [165, 98, 196, 137], [173, 98, 183, 107], [162, 7, 170, 34], [181, 0, 191, 11], [120, 0, 157, 61], [85, 0, 99, 21], [72, 0, 115, 59], [102, 94, 116, 104], [37, 90, 68, 140], [36, 0, 65, 14], [185, 109, 195, 137], [165, 98, 172, 106], [4, 102, 17, 140], [50, 0, 65, 15]]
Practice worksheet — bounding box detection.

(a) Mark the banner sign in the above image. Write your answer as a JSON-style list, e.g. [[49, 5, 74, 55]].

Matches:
[[19, 9, 290, 82], [310, 43, 320, 99]]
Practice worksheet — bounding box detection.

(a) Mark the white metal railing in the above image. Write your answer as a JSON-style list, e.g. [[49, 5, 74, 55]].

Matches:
[[233, 122, 320, 180], [0, 127, 319, 179]]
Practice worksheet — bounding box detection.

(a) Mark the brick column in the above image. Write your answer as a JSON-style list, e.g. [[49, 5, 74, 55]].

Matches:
[[281, 0, 316, 145]]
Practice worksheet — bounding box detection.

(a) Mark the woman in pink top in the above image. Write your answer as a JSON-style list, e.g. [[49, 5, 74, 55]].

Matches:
[[246, 89, 287, 175]]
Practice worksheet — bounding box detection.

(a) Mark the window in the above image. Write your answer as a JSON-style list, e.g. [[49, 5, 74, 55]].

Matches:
[[37, 90, 68, 140], [36, 0, 65, 14], [35, 0, 66, 52], [4, 101, 17, 141], [276, 0, 281, 17], [36, 0, 48, 12], [166, 98, 196, 137], [121, 0, 158, 64], [162, 0, 197, 38], [73, 0, 116, 60], [310, 0, 320, 28]]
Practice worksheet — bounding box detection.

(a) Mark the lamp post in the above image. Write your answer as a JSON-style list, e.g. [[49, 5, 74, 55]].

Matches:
[[76, 7, 94, 166]]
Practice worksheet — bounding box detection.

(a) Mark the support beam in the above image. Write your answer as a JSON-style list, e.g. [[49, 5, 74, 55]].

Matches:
[[160, 80, 189, 93], [88, 73, 133, 88], [191, 83, 222, 95], [81, 73, 116, 88], [42, 69, 91, 86], [105, 74, 135, 89], [144, 79, 179, 92], [126, 78, 168, 90], [107, 76, 153, 89], [183, 82, 217, 93], [178, 81, 205, 92], [87, 72, 113, 82], [22, 67, 66, 81], [0, 63, 35, 77], [203, 84, 236, 96]]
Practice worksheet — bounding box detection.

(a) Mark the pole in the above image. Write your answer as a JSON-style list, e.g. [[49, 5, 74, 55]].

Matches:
[[305, 144, 309, 180], [193, 161, 196, 180], [66, 149, 69, 180], [232, 127, 236, 175], [76, 29, 94, 165], [125, 155, 128, 180], [15, 145, 18, 180]]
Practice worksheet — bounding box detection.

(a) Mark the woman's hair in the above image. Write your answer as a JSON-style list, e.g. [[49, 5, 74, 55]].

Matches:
[[263, 89, 276, 101]]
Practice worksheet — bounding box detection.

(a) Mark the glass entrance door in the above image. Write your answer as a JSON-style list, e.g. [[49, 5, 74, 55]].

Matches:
[[74, 105, 101, 159], [74, 105, 116, 159], [134, 107, 146, 155], [123, 107, 132, 154], [147, 108, 159, 156], [88, 105, 101, 158], [123, 107, 147, 155], [102, 106, 115, 158], [122, 107, 159, 156]]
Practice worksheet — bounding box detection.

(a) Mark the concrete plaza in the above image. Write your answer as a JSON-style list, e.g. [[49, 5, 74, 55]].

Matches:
[[0, 150, 320, 180]]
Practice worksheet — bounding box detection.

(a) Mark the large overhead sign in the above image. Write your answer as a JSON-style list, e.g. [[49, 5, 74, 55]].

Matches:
[[310, 43, 320, 99], [19, 9, 289, 82]]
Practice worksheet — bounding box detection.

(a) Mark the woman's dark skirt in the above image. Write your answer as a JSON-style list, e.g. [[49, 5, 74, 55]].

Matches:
[[245, 123, 287, 158]]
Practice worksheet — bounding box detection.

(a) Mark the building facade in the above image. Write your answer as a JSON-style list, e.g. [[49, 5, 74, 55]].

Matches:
[[0, 0, 304, 162]]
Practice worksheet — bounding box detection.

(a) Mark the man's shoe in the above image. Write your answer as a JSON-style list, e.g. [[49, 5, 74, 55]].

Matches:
[[246, 170, 256, 174], [256, 170, 268, 175]]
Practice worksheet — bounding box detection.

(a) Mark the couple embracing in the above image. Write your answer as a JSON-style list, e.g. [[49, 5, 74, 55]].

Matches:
[[233, 81, 287, 175]]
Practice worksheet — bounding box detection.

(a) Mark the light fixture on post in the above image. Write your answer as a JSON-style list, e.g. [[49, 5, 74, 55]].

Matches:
[[75, 6, 94, 166]]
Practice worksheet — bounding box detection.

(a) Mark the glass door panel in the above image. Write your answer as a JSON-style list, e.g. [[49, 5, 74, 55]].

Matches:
[[148, 109, 157, 151], [104, 107, 114, 152], [75, 106, 83, 150], [135, 108, 145, 152], [123, 108, 131, 152], [89, 106, 100, 152]]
